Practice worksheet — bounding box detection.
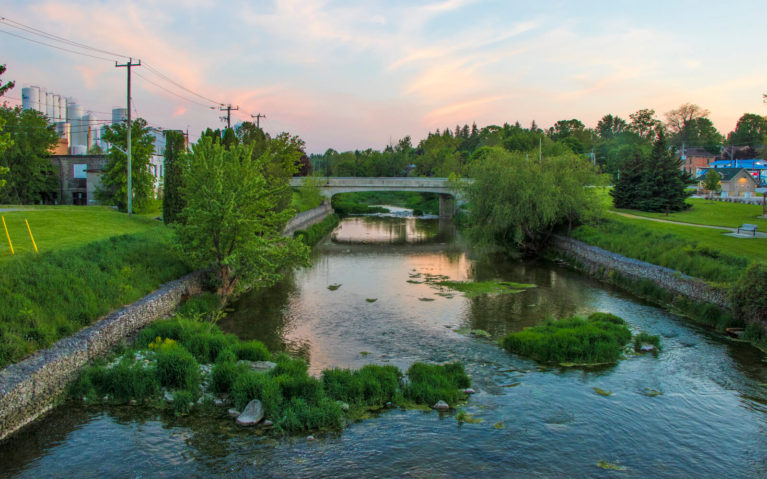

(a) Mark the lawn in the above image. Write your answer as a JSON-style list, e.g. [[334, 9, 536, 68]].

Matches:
[[0, 206, 162, 260], [614, 197, 767, 229]]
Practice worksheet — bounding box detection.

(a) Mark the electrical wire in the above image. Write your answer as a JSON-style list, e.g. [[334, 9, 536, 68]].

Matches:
[[142, 62, 223, 106], [134, 71, 216, 110], [0, 28, 116, 62]]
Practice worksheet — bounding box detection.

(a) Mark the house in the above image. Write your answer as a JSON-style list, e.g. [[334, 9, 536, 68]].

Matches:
[[700, 168, 758, 198], [680, 147, 716, 176], [49, 155, 107, 205]]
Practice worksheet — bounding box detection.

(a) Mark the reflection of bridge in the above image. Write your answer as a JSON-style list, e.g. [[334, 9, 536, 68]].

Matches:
[[289, 177, 469, 217]]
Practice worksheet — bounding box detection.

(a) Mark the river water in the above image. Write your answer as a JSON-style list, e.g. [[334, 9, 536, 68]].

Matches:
[[2, 213, 766, 478]]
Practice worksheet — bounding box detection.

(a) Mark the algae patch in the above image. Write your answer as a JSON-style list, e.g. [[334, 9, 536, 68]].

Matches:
[[327, 284, 342, 291], [593, 387, 612, 397], [455, 409, 483, 424], [436, 280, 536, 298], [597, 461, 626, 471], [418, 297, 435, 302], [365, 298, 377, 303]]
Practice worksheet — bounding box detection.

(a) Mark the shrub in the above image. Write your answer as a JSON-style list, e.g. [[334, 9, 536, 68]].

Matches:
[[172, 390, 195, 415], [215, 347, 237, 363], [185, 332, 236, 363], [730, 264, 767, 325], [271, 354, 309, 378], [156, 346, 200, 391], [235, 340, 270, 361], [404, 362, 470, 406], [232, 371, 283, 415], [210, 361, 250, 395], [743, 322, 766, 344], [177, 292, 222, 319], [501, 313, 632, 364], [70, 360, 160, 402], [633, 332, 662, 353], [294, 214, 340, 246], [281, 397, 345, 432]]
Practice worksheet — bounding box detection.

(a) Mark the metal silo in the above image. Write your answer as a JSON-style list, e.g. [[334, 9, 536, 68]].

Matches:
[[21, 86, 41, 112], [112, 108, 128, 125], [67, 102, 86, 148], [45, 91, 55, 118], [54, 95, 65, 122], [55, 122, 70, 145]]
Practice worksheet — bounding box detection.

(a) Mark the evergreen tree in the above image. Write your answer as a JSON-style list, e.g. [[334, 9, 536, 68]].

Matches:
[[609, 152, 644, 208], [162, 130, 187, 224]]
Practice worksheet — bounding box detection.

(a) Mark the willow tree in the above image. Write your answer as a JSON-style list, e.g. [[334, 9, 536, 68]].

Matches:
[[465, 147, 605, 254], [177, 137, 309, 299]]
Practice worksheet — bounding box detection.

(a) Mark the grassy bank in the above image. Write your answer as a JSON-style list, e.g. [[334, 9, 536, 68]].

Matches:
[[0, 206, 164, 260], [294, 214, 340, 246], [72, 304, 471, 433], [571, 216, 762, 284], [0, 228, 191, 368]]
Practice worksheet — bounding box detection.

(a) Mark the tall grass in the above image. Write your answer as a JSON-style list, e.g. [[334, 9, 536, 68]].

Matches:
[[501, 313, 632, 364], [0, 230, 192, 368], [294, 214, 340, 246]]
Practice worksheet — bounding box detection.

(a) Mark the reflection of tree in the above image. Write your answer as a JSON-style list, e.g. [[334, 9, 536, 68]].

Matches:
[[331, 217, 453, 245], [464, 258, 598, 338], [218, 272, 298, 353]]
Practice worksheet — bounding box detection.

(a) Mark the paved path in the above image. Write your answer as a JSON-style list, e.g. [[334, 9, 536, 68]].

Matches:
[[610, 211, 767, 238]]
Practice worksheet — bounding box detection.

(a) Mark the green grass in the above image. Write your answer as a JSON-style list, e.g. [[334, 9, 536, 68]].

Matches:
[[294, 214, 340, 246], [633, 332, 662, 353], [0, 229, 192, 367], [615, 198, 767, 229], [436, 280, 536, 298], [333, 191, 440, 215], [73, 312, 472, 433], [0, 206, 164, 260], [290, 190, 323, 214], [501, 312, 632, 365], [572, 216, 764, 283]]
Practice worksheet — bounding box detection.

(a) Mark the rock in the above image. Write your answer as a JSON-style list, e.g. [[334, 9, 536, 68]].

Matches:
[[228, 408, 241, 418], [262, 419, 274, 428], [385, 401, 392, 408], [337, 401, 350, 412], [239, 360, 277, 373], [236, 399, 264, 426], [640, 344, 655, 352], [306, 435, 315, 441], [164, 391, 174, 403], [214, 399, 225, 407], [463, 388, 476, 395], [433, 400, 450, 412], [129, 399, 137, 406]]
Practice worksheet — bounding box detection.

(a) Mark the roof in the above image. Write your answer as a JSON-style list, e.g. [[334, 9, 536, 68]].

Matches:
[[710, 159, 767, 169], [707, 167, 755, 182]]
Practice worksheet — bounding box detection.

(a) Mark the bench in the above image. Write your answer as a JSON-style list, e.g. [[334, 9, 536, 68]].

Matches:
[[737, 224, 758, 236]]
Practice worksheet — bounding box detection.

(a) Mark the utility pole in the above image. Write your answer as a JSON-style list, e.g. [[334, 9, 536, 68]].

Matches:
[[116, 58, 141, 215], [219, 104, 239, 129], [251, 113, 266, 129]]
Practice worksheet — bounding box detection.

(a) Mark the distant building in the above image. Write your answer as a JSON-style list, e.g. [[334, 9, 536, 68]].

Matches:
[[49, 155, 107, 205], [680, 147, 716, 176], [700, 167, 758, 198]]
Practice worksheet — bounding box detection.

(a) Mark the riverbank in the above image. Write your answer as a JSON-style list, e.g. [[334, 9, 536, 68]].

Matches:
[[0, 270, 205, 441]]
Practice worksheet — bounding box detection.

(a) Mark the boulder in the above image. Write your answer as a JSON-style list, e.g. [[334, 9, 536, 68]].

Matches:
[[463, 388, 476, 395], [640, 344, 655, 352], [239, 360, 277, 373], [236, 399, 264, 426], [164, 391, 174, 403], [228, 408, 241, 418], [432, 400, 450, 412]]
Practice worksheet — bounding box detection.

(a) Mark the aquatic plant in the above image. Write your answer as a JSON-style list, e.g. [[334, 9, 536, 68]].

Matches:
[[632, 332, 662, 353], [404, 362, 471, 406], [156, 345, 201, 391], [501, 312, 632, 364], [593, 387, 612, 396], [436, 280, 536, 298], [235, 340, 271, 361], [455, 409, 482, 423], [328, 284, 342, 291]]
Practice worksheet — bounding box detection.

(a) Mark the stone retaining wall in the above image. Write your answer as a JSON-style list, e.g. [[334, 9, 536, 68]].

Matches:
[[551, 236, 729, 308], [0, 270, 205, 442], [282, 203, 333, 237]]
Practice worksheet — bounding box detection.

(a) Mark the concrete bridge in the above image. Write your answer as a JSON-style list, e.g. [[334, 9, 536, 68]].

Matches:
[[289, 177, 469, 218]]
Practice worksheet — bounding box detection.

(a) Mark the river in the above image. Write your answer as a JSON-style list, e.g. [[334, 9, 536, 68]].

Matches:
[[1, 212, 766, 478]]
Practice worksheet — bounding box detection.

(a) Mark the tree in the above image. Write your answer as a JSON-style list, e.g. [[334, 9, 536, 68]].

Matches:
[[465, 147, 605, 254], [162, 130, 186, 224], [610, 152, 645, 208], [596, 114, 627, 140], [628, 109, 662, 140], [98, 118, 156, 212], [0, 65, 14, 97], [702, 169, 721, 198], [728, 113, 767, 148], [177, 137, 309, 299], [665, 103, 710, 134], [0, 107, 59, 204], [677, 117, 724, 153]]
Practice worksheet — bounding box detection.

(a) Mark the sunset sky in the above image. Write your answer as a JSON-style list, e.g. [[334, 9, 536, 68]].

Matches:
[[2, 0, 766, 153]]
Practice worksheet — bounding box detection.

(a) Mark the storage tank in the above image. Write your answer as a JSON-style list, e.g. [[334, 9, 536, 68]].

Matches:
[[54, 95, 66, 122], [21, 86, 41, 112], [82, 114, 100, 148], [112, 108, 128, 125], [45, 91, 55, 118], [67, 102, 86, 148], [55, 122, 70, 145], [69, 145, 88, 155]]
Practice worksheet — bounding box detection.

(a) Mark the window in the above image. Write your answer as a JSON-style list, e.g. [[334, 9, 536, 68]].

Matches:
[[73, 164, 87, 179]]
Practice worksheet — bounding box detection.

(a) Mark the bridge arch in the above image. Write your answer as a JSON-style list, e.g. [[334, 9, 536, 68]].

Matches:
[[289, 177, 468, 218]]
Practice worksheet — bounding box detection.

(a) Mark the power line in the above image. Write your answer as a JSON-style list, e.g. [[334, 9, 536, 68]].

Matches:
[[134, 71, 217, 110], [0, 16, 130, 59], [142, 62, 223, 106], [0, 27, 115, 62]]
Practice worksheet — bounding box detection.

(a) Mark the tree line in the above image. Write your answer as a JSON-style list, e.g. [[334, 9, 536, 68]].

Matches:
[[309, 105, 767, 180]]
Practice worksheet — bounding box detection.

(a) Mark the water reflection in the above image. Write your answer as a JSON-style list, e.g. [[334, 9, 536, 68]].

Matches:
[[331, 216, 453, 244]]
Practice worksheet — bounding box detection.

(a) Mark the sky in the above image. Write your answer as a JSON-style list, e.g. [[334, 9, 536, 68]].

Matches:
[[1, 0, 766, 153]]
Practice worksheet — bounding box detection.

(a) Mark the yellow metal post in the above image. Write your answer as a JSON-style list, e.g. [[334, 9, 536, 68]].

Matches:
[[25, 219, 38, 253], [2, 216, 14, 255]]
